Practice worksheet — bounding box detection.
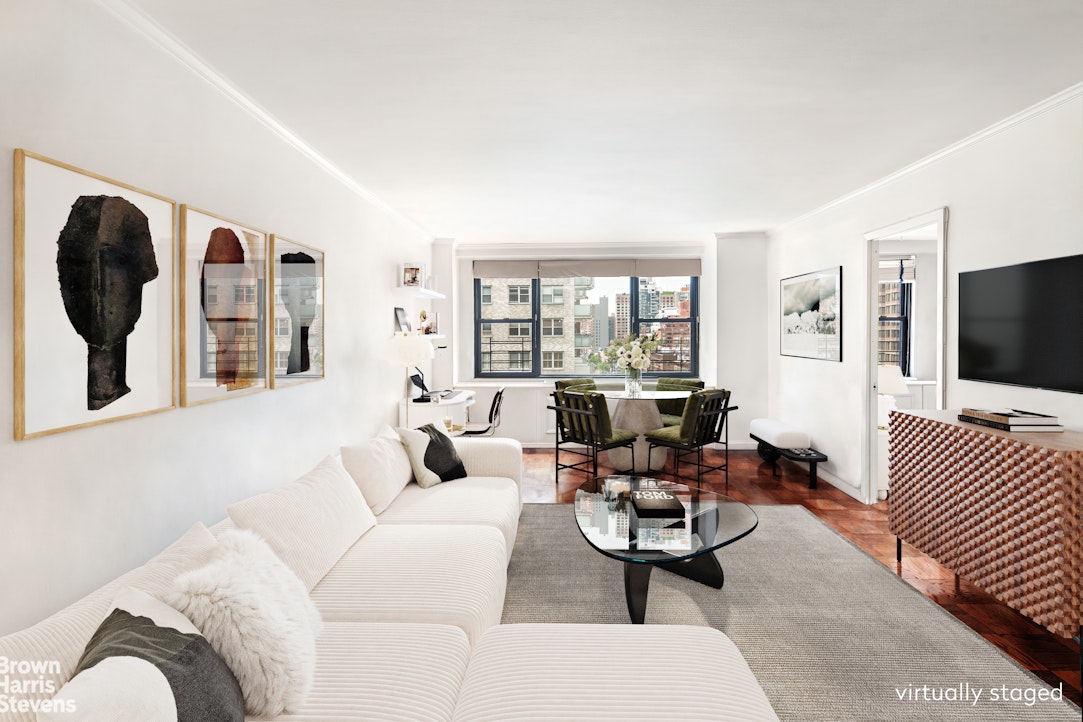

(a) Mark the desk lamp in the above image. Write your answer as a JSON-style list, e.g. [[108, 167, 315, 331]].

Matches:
[[384, 332, 435, 427]]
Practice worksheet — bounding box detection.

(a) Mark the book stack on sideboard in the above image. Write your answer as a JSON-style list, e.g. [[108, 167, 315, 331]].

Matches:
[[958, 407, 1064, 432]]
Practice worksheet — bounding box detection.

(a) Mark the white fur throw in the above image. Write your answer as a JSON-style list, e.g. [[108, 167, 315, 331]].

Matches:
[[169, 529, 322, 717]]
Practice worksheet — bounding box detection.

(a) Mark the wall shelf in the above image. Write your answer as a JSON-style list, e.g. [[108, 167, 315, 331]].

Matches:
[[405, 286, 445, 300]]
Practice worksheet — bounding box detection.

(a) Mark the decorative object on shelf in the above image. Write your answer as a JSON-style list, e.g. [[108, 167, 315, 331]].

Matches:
[[419, 310, 439, 335], [589, 332, 660, 398], [269, 236, 324, 389], [399, 262, 424, 288], [394, 306, 411, 333], [180, 206, 269, 406], [781, 266, 842, 362], [14, 149, 175, 439], [876, 364, 910, 429], [383, 332, 435, 426]]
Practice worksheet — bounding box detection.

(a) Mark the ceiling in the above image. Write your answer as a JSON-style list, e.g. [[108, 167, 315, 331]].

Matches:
[[124, 0, 1082, 245]]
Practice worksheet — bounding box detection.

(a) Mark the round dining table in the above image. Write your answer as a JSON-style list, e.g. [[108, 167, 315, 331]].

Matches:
[[596, 389, 691, 472]]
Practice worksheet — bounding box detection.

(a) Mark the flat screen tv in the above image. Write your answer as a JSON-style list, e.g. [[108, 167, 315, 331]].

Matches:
[[958, 253, 1083, 394]]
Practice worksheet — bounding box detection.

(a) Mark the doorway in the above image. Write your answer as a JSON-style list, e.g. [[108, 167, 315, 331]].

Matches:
[[863, 208, 948, 503]]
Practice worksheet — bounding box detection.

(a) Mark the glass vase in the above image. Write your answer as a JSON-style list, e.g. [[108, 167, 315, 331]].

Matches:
[[625, 368, 642, 397]]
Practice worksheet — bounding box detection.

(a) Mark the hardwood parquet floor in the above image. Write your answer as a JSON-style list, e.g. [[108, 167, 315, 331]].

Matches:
[[521, 446, 1083, 705]]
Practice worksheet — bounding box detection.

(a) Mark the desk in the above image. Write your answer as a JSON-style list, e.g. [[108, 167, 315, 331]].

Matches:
[[597, 390, 690, 473], [398, 390, 475, 429]]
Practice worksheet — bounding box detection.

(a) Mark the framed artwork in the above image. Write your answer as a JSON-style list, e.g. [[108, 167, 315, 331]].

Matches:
[[780, 266, 842, 362], [180, 206, 268, 406], [14, 149, 175, 439], [394, 306, 411, 332], [399, 262, 423, 288], [269, 235, 324, 388]]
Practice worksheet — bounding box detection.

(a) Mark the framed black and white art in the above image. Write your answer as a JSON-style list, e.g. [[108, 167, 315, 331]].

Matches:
[[269, 235, 324, 389], [14, 150, 175, 439], [780, 266, 842, 362]]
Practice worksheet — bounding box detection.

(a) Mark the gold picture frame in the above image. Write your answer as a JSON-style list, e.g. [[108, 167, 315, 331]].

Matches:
[[269, 235, 325, 388], [180, 206, 269, 406], [14, 149, 176, 439]]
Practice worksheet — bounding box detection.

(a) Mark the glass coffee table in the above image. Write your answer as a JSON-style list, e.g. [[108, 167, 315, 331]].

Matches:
[[574, 476, 758, 624]]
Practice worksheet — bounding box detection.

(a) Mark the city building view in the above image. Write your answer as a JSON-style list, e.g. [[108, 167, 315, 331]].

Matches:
[[477, 276, 695, 376], [877, 257, 914, 373]]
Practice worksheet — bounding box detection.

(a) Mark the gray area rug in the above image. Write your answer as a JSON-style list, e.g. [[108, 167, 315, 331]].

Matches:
[[503, 503, 1080, 721]]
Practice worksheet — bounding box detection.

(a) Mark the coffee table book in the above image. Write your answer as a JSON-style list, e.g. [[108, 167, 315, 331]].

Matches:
[[630, 489, 686, 519], [958, 414, 1064, 433], [960, 408, 1060, 425]]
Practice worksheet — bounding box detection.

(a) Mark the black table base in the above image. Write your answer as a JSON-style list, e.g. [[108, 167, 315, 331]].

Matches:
[[623, 552, 725, 624]]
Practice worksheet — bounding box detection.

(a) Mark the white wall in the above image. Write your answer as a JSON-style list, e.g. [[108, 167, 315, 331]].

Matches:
[[0, 0, 432, 633], [767, 90, 1083, 500], [714, 233, 769, 444]]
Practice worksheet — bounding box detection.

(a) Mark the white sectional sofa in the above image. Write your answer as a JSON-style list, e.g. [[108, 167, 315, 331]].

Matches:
[[0, 432, 779, 721]]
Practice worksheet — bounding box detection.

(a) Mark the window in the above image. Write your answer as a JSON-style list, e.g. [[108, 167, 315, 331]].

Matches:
[[275, 351, 289, 369], [234, 285, 256, 304], [474, 275, 698, 378], [508, 285, 530, 304], [205, 285, 218, 305], [507, 351, 530, 370], [541, 285, 564, 304], [542, 351, 564, 370], [476, 277, 534, 375], [878, 258, 915, 375], [275, 318, 289, 336]]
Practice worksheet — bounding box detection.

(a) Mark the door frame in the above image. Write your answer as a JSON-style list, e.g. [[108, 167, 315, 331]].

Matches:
[[862, 208, 948, 503]]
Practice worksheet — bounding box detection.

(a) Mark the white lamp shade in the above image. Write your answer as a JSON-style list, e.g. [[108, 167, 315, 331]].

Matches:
[[384, 333, 435, 367], [877, 364, 910, 397]]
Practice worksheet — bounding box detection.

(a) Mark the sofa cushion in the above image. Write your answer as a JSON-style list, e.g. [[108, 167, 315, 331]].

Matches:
[[245, 622, 470, 722], [453, 624, 780, 721], [309, 524, 506, 645], [398, 424, 468, 488], [340, 425, 414, 514], [0, 523, 219, 722], [376, 477, 520, 563], [43, 587, 244, 722], [228, 455, 377, 590], [169, 530, 321, 717]]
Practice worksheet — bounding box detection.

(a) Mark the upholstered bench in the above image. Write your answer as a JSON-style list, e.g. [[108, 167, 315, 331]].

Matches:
[[749, 418, 827, 489]]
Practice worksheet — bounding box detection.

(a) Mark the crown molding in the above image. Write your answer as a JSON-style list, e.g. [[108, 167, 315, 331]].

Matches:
[[777, 82, 1083, 232], [92, 0, 431, 239]]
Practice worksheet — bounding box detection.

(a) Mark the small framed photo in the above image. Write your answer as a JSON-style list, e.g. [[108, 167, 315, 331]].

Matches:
[[399, 262, 424, 288], [394, 306, 411, 332]]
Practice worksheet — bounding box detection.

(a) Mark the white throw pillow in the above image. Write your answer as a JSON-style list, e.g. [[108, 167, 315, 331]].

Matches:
[[341, 425, 414, 513], [397, 424, 469, 489], [169, 529, 321, 718], [227, 455, 376, 589]]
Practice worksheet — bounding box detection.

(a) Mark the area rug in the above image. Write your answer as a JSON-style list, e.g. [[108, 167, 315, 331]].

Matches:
[[502, 503, 1080, 721]]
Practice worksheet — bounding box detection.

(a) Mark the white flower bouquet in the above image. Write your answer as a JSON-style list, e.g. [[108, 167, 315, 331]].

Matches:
[[589, 332, 661, 374]]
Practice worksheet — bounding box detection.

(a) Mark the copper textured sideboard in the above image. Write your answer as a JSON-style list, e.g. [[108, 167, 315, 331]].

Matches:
[[888, 409, 1083, 639]]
